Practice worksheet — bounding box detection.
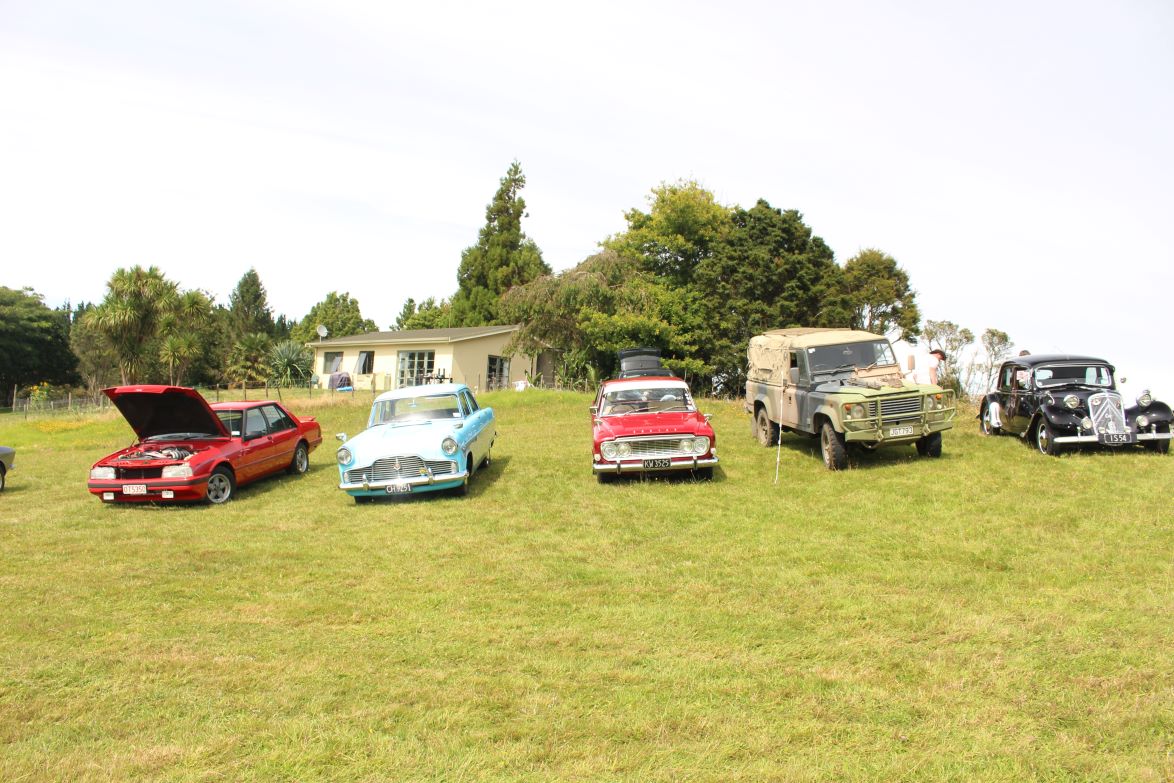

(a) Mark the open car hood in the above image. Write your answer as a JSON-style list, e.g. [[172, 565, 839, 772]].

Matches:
[[103, 385, 230, 440]]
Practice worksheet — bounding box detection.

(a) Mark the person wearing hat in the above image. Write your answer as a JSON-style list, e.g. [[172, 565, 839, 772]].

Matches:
[[927, 348, 947, 385]]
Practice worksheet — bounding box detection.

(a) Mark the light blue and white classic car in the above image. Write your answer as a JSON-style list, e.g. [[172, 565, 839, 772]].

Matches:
[[335, 383, 496, 502]]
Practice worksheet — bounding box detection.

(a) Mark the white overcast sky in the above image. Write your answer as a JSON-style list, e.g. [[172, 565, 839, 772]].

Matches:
[[2, 1, 1172, 393]]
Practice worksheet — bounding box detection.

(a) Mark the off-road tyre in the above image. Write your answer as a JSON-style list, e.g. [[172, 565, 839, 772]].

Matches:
[[820, 422, 849, 470], [206, 466, 236, 504], [916, 431, 943, 458], [754, 407, 779, 447], [287, 442, 310, 475]]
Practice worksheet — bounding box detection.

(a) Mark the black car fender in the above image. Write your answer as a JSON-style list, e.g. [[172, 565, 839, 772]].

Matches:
[[1125, 400, 1172, 426], [1038, 404, 1083, 433]]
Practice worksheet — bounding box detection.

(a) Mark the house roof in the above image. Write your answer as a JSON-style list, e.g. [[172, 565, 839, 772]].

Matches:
[[311, 324, 520, 348]]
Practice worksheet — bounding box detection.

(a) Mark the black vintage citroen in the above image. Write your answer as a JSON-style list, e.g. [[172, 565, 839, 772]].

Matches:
[[978, 354, 1171, 455]]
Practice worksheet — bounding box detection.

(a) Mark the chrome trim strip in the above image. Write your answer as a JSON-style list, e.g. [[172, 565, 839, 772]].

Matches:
[[592, 456, 718, 474]]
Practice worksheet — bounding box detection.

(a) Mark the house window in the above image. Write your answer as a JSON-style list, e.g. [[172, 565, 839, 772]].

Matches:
[[356, 351, 374, 374], [323, 352, 343, 373], [487, 355, 509, 389], [398, 350, 435, 387]]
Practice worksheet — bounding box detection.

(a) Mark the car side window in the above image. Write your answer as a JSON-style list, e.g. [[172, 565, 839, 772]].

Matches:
[[244, 408, 268, 439], [463, 391, 479, 413], [261, 404, 294, 432], [999, 365, 1014, 392]]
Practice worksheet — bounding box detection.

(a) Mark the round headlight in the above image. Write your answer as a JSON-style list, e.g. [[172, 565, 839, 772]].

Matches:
[[679, 438, 694, 453], [600, 441, 618, 460], [1137, 390, 1153, 407], [693, 436, 710, 454], [850, 404, 866, 419], [616, 442, 632, 457], [1137, 414, 1150, 429], [336, 448, 352, 465], [1080, 417, 1093, 430], [441, 437, 458, 456], [1063, 394, 1080, 409], [90, 466, 115, 480]]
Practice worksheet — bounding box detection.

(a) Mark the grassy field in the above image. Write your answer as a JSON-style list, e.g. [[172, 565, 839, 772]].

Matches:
[[1, 389, 1171, 782]]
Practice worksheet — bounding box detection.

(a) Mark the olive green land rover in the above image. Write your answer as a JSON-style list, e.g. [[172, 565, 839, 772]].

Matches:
[[744, 328, 956, 469]]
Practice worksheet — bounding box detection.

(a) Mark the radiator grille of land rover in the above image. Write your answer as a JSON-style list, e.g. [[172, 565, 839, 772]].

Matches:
[[1089, 392, 1127, 434], [619, 438, 691, 459], [880, 397, 922, 419]]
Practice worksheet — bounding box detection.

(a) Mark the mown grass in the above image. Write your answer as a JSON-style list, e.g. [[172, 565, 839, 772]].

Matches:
[[1, 390, 1171, 781]]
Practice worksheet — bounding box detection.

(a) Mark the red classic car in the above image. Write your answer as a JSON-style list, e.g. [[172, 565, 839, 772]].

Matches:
[[87, 385, 322, 504], [591, 377, 718, 482]]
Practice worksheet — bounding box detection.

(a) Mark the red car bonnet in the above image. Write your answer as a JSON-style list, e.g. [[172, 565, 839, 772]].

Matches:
[[102, 385, 230, 440]]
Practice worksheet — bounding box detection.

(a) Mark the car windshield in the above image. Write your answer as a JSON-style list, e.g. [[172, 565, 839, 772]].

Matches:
[[807, 340, 897, 375], [370, 393, 463, 426], [600, 386, 693, 415], [1034, 364, 1113, 388]]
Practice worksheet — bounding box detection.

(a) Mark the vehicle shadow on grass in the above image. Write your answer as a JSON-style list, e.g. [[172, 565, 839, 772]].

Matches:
[[596, 465, 726, 486], [93, 464, 325, 510], [769, 434, 963, 471]]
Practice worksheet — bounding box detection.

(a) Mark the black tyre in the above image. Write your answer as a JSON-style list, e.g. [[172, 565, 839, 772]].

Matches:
[[0, 465, 6, 492], [979, 404, 999, 436], [1035, 418, 1060, 457], [916, 432, 943, 458], [453, 456, 472, 496], [597, 471, 615, 484], [480, 446, 491, 470], [206, 466, 235, 504], [354, 495, 372, 505], [754, 407, 779, 447], [692, 467, 714, 481], [1144, 423, 1170, 454], [286, 442, 310, 475], [820, 422, 848, 470]]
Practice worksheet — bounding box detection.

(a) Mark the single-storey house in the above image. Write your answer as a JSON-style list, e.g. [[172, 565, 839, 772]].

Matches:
[[309, 324, 553, 393]]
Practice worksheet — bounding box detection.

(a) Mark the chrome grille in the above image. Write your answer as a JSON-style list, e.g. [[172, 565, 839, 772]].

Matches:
[[880, 396, 922, 419], [345, 455, 426, 483], [425, 460, 455, 476], [1089, 392, 1127, 434], [617, 437, 693, 459]]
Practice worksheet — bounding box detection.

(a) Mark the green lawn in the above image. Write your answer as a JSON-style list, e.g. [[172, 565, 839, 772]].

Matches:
[[1, 390, 1171, 781]]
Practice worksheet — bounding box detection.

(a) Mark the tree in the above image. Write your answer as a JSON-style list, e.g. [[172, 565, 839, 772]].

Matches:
[[91, 266, 180, 384], [70, 310, 119, 403], [922, 319, 975, 394], [226, 332, 273, 388], [155, 289, 214, 385], [692, 199, 847, 390], [603, 180, 732, 287], [980, 328, 1013, 392], [841, 249, 920, 341], [290, 292, 377, 344], [228, 268, 274, 339], [0, 287, 78, 403], [449, 161, 550, 326], [394, 297, 452, 331], [269, 340, 313, 386]]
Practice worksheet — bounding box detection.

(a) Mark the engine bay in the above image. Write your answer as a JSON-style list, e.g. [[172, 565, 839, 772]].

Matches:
[[117, 446, 195, 461]]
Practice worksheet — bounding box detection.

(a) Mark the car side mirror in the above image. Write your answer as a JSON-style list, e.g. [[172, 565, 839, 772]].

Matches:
[[703, 413, 712, 422], [335, 432, 348, 443], [1119, 376, 1128, 384], [788, 367, 800, 385], [589, 405, 599, 416]]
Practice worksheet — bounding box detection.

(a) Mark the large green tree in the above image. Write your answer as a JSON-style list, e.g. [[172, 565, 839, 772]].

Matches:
[[91, 266, 179, 384], [841, 249, 920, 341], [603, 180, 732, 287], [0, 287, 78, 402], [290, 292, 377, 344], [69, 310, 119, 403], [228, 268, 275, 339], [449, 161, 550, 326], [394, 297, 453, 331]]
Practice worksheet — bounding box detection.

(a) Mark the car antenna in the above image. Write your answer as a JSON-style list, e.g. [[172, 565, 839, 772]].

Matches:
[[774, 427, 783, 484]]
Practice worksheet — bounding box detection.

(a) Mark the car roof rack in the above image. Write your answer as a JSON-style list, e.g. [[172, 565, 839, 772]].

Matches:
[[617, 347, 675, 378]]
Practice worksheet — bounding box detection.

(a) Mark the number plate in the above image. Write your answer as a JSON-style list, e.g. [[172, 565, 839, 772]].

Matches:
[[888, 426, 914, 437], [386, 483, 411, 494], [642, 458, 672, 469], [122, 484, 147, 495], [1101, 432, 1134, 444]]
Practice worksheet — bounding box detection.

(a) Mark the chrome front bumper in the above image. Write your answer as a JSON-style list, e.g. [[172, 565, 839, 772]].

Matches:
[[592, 456, 719, 474], [1054, 431, 1172, 444], [339, 469, 468, 492]]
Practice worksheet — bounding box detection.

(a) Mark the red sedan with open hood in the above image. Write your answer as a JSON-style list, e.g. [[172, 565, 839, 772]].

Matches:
[[87, 385, 322, 504], [591, 377, 718, 482]]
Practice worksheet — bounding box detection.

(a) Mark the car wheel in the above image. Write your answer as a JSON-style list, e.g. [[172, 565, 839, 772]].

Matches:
[[481, 446, 491, 469], [0, 465, 6, 492], [453, 456, 472, 496], [820, 422, 848, 470], [597, 471, 615, 484], [755, 407, 778, 447], [206, 467, 235, 504], [287, 442, 310, 475], [979, 404, 999, 436], [916, 432, 943, 458], [1144, 423, 1170, 454], [1035, 418, 1060, 456]]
